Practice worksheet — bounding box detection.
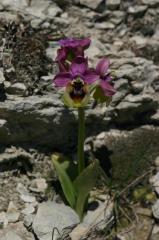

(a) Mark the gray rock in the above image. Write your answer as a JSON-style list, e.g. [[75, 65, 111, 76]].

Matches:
[[30, 19, 43, 29], [1, 0, 27, 10], [21, 205, 35, 215], [128, 5, 148, 16], [29, 178, 48, 193], [150, 172, 159, 195], [79, 0, 103, 10], [32, 201, 79, 240], [46, 4, 62, 18], [152, 200, 159, 219], [106, 0, 121, 10], [0, 222, 33, 240], [95, 22, 115, 30], [6, 201, 20, 223], [6, 83, 27, 96], [141, 0, 159, 6], [85, 126, 159, 187], [17, 183, 36, 203]]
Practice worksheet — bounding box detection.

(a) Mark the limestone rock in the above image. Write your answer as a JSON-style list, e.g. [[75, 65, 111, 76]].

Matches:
[[0, 222, 33, 240], [32, 201, 79, 240], [152, 200, 159, 219], [79, 0, 103, 10], [106, 0, 121, 10]]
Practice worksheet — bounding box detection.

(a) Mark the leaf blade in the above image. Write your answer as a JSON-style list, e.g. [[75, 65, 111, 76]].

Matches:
[[73, 160, 100, 220], [52, 154, 76, 209]]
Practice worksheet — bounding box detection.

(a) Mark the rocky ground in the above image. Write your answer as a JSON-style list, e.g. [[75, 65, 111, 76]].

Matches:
[[0, 0, 159, 239]]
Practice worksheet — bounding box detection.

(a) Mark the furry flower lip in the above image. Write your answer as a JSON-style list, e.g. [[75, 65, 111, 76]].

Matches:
[[54, 56, 98, 105]]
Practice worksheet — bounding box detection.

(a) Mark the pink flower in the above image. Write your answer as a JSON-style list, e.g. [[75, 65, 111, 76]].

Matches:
[[54, 57, 99, 107], [95, 58, 116, 97], [56, 38, 91, 63]]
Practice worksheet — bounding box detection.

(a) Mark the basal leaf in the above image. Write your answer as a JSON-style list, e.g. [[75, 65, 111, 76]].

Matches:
[[73, 160, 100, 220], [52, 154, 76, 209]]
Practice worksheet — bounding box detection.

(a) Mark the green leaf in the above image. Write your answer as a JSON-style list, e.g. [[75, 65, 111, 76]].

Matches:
[[73, 160, 100, 220], [52, 154, 76, 209]]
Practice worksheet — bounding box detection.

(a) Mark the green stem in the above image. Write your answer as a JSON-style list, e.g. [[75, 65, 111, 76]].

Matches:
[[77, 107, 85, 174]]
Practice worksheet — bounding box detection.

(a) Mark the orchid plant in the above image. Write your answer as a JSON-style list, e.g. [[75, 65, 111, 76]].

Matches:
[[52, 38, 115, 220]]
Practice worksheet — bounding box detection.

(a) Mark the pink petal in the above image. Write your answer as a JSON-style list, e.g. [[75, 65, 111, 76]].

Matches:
[[100, 80, 116, 96], [55, 48, 67, 61], [53, 73, 72, 87], [84, 70, 99, 84], [96, 58, 110, 77], [79, 38, 91, 48], [71, 57, 88, 76]]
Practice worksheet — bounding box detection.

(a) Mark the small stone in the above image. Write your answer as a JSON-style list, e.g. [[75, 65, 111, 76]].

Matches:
[[6, 202, 20, 223], [106, 0, 121, 10], [79, 0, 103, 10], [135, 207, 152, 217], [0, 221, 33, 240], [20, 194, 36, 203], [46, 4, 62, 18], [141, 0, 159, 6], [152, 200, 159, 219], [29, 178, 48, 193], [6, 83, 26, 95], [128, 5, 148, 15], [17, 183, 36, 203], [33, 201, 79, 240], [31, 19, 42, 29], [95, 22, 115, 30], [21, 205, 35, 215], [24, 214, 35, 228]]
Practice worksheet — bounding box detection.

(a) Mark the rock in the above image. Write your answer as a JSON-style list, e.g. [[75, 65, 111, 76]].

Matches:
[[21, 204, 35, 215], [0, 212, 8, 227], [0, 222, 33, 240], [85, 126, 159, 187], [24, 214, 35, 228], [30, 19, 43, 29], [1, 0, 27, 10], [152, 200, 159, 219], [17, 183, 36, 203], [46, 4, 62, 18], [135, 207, 152, 217], [151, 225, 159, 240], [79, 0, 103, 10], [106, 0, 121, 10], [128, 5, 148, 16], [29, 178, 48, 193], [150, 172, 159, 195], [20, 194, 36, 203], [70, 198, 113, 240], [141, 0, 159, 6], [6, 83, 27, 96], [110, 10, 125, 25], [6, 202, 20, 223], [95, 22, 115, 30], [32, 201, 79, 240]]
